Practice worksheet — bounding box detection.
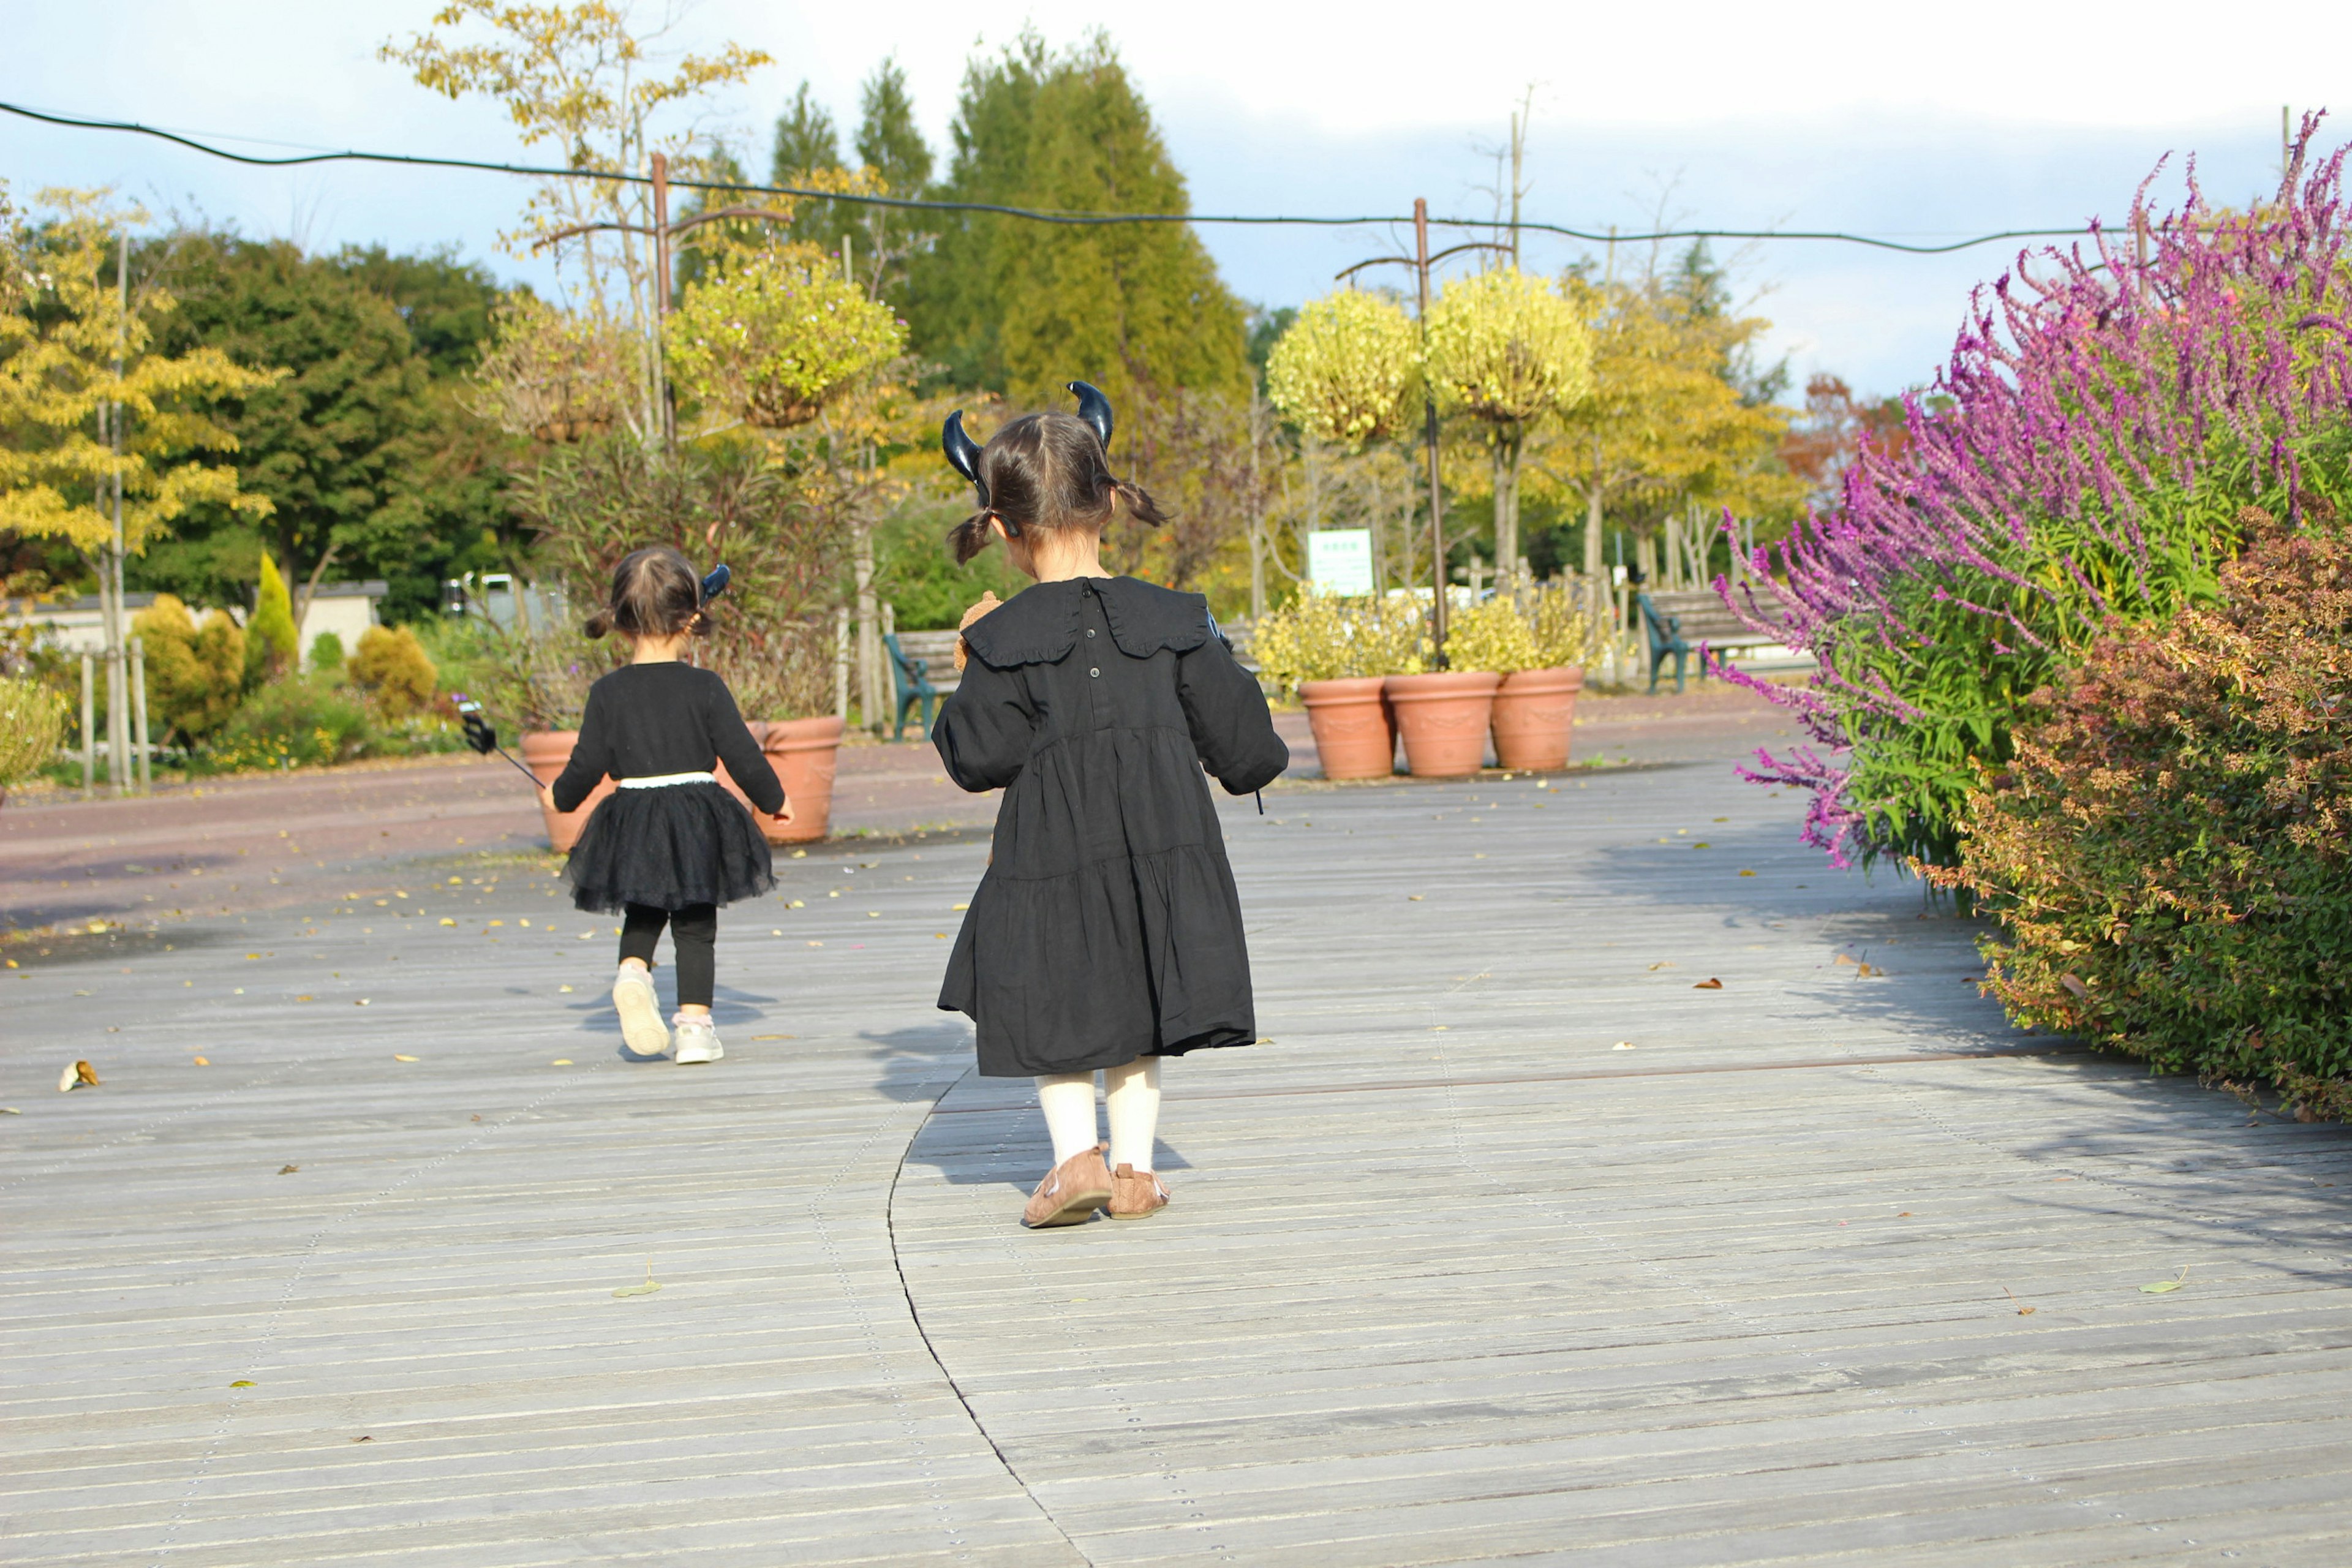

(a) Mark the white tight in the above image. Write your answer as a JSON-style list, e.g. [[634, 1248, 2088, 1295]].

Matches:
[[1036, 1057, 1163, 1171]]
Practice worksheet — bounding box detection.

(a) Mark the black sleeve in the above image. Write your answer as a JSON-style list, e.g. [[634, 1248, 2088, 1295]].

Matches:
[[549, 682, 612, 812], [932, 657, 1035, 792], [1178, 637, 1288, 794], [707, 676, 786, 814]]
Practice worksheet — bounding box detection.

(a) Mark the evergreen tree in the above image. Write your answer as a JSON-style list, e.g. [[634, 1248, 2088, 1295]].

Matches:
[[991, 37, 1248, 409], [771, 83, 850, 259], [856, 59, 932, 192], [850, 58, 937, 304], [907, 32, 1248, 409], [904, 32, 1050, 390]]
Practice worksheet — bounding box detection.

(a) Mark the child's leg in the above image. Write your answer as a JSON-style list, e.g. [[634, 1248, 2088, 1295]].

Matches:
[[613, 903, 673, 1057], [619, 902, 669, 973], [669, 903, 718, 1016], [1104, 1056, 1163, 1173], [1035, 1073, 1101, 1166]]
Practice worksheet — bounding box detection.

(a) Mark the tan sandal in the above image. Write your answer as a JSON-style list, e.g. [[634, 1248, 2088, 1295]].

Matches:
[[1108, 1163, 1169, 1221], [1023, 1142, 1113, 1228]]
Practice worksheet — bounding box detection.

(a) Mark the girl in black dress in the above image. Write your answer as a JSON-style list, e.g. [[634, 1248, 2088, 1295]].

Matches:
[[933, 386, 1289, 1227], [543, 546, 791, 1065]]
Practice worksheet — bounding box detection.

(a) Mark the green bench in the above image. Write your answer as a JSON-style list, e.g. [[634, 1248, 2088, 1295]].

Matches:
[[1637, 587, 1785, 694]]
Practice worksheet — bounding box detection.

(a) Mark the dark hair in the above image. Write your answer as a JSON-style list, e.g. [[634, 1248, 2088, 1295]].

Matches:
[[582, 545, 707, 640], [946, 410, 1167, 565]]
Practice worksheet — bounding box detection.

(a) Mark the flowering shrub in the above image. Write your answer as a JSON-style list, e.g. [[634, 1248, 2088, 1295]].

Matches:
[[665, 246, 904, 430], [1932, 506, 2352, 1118], [1265, 290, 1420, 447], [1725, 127, 2352, 868], [1249, 593, 1427, 693], [206, 676, 374, 771]]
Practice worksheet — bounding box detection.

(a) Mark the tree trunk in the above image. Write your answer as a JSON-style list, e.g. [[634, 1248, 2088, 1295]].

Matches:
[[1581, 482, 1604, 581], [1491, 425, 1524, 592]]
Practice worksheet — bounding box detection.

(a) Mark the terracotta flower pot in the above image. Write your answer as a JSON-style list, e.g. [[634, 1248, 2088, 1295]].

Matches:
[[1296, 676, 1396, 780], [1384, 671, 1502, 778], [521, 730, 612, 854], [729, 716, 845, 844], [1489, 665, 1586, 772]]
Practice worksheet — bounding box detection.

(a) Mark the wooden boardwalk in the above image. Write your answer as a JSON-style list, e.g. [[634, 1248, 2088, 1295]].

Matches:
[[6, 745, 2350, 1564]]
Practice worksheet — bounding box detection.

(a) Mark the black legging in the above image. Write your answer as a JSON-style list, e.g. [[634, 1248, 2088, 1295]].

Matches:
[[620, 902, 718, 1008]]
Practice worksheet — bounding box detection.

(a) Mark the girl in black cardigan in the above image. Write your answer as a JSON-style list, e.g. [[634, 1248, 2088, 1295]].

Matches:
[[933, 390, 1288, 1227], [544, 546, 791, 1065]]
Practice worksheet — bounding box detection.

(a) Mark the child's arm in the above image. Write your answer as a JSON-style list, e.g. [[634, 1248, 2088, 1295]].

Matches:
[[1178, 637, 1289, 795], [932, 656, 1033, 792], [548, 685, 612, 813], [707, 679, 788, 816]]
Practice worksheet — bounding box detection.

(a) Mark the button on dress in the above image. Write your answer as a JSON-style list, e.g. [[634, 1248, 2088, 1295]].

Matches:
[[933, 576, 1289, 1076]]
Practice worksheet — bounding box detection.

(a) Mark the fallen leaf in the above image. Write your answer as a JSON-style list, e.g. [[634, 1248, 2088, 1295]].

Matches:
[[551, 1058, 573, 1066], [2059, 973, 2089, 999], [1898, 1211, 1912, 1217], [1693, 842, 1710, 850], [2141, 1266, 2190, 1294], [750, 1033, 795, 1041], [279, 1164, 299, 1174], [1613, 1041, 1637, 1050], [1694, 978, 1724, 990], [807, 941, 823, 948], [790, 849, 807, 858], [296, 995, 315, 1003], [230, 1380, 254, 1388], [439, 918, 456, 927], [470, 1114, 482, 1122], [613, 1260, 662, 1298], [1738, 869, 1757, 877], [394, 1054, 419, 1063], [0, 1107, 18, 1114], [771, 929, 783, 937], [788, 900, 806, 909], [352, 1435, 372, 1442], [1835, 954, 1860, 967], [354, 998, 370, 1007], [1648, 960, 1675, 971], [2001, 1284, 2035, 1316]]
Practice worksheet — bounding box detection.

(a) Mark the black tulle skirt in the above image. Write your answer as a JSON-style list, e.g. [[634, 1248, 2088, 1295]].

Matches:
[[565, 780, 775, 914]]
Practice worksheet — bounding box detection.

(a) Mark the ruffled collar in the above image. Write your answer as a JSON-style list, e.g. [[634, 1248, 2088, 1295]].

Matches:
[[960, 576, 1213, 669]]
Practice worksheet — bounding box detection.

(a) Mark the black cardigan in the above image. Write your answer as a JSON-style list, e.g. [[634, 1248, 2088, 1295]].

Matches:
[[549, 662, 785, 814]]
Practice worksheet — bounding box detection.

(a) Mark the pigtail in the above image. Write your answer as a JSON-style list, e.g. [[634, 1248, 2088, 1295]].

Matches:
[[1112, 477, 1169, 529], [948, 509, 999, 566], [582, 607, 615, 638]]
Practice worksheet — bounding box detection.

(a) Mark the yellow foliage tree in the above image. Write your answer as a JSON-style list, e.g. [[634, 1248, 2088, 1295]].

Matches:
[[665, 244, 907, 432], [1424, 269, 1593, 588], [1532, 271, 1795, 582], [1265, 290, 1420, 448], [382, 3, 774, 437], [0, 190, 278, 560]]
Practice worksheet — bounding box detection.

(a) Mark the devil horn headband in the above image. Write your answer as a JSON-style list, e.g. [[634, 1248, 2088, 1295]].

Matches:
[[1068, 381, 1114, 451], [941, 409, 1013, 538]]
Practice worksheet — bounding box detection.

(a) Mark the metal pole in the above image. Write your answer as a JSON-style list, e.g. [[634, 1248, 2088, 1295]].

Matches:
[[650, 151, 674, 447], [108, 229, 130, 796], [80, 653, 94, 794], [130, 635, 151, 791], [1414, 198, 1448, 663]]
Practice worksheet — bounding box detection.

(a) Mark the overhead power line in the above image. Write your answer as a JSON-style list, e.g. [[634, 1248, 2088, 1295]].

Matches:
[[2, 100, 2099, 257]]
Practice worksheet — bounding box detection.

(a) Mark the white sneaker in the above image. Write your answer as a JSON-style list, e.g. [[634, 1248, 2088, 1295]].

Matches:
[[672, 1013, 724, 1065], [612, 968, 671, 1057]]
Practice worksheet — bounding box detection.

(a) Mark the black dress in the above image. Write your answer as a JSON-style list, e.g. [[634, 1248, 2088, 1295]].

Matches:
[[933, 576, 1289, 1077], [550, 662, 785, 914]]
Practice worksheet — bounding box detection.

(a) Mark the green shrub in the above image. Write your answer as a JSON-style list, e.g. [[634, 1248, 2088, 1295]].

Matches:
[[349, 624, 437, 717], [205, 676, 374, 772], [133, 594, 247, 740], [1937, 505, 2352, 1118], [0, 674, 68, 786], [309, 630, 345, 669]]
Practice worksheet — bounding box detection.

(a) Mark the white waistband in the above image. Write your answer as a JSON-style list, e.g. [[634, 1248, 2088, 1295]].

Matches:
[[616, 771, 719, 789]]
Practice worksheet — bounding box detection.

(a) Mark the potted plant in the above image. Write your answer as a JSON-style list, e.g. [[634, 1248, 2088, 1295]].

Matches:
[[1384, 658, 1502, 779], [1250, 592, 1426, 779], [1477, 584, 1608, 771]]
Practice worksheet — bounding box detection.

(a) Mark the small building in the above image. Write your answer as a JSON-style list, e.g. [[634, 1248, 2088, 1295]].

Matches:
[[1, 582, 389, 670]]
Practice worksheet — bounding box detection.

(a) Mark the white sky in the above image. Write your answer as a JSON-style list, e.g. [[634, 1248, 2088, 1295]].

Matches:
[[4, 1, 2341, 394]]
